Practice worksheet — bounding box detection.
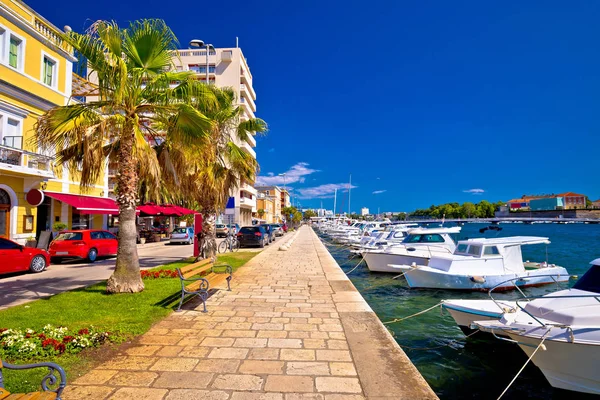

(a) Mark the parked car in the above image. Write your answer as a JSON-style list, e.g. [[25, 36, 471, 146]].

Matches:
[[270, 224, 284, 237], [49, 230, 118, 263], [236, 226, 268, 248], [170, 227, 194, 245], [282, 223, 288, 233], [227, 223, 240, 235], [0, 237, 50, 275], [215, 224, 228, 238], [261, 224, 274, 244]]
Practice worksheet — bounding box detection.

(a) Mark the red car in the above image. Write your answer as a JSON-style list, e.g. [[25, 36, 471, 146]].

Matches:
[[49, 230, 118, 263], [0, 237, 50, 275]]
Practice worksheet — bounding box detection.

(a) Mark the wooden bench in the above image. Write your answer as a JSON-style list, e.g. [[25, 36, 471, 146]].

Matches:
[[176, 259, 233, 312], [0, 358, 66, 399]]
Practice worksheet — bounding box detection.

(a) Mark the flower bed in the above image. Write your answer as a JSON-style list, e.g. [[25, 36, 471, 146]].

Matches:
[[141, 269, 178, 279], [0, 325, 110, 359]]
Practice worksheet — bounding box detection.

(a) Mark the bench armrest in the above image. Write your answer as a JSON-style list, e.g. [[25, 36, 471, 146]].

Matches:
[[212, 263, 233, 275], [1, 360, 67, 399]]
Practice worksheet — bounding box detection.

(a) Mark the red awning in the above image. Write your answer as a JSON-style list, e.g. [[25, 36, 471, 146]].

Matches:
[[43, 191, 120, 215], [138, 203, 197, 216]]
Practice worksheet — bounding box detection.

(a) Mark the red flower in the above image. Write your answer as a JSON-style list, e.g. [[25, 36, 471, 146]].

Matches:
[[78, 328, 89, 335], [42, 338, 60, 348], [54, 343, 66, 353], [62, 335, 74, 343], [38, 333, 46, 339], [0, 328, 7, 333], [25, 333, 31, 338]]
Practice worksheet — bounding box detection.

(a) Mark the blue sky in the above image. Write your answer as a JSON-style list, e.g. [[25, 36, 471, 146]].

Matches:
[[33, 0, 600, 213]]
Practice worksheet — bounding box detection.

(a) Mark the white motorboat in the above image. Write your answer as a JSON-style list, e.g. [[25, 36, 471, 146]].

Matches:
[[363, 227, 461, 273], [473, 258, 600, 395], [390, 236, 568, 290]]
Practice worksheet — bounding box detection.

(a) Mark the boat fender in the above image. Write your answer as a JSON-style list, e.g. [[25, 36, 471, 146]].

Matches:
[[469, 276, 486, 283], [570, 275, 578, 280]]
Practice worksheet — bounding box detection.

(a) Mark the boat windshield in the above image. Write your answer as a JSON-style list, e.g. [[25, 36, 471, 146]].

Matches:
[[403, 234, 445, 244], [573, 264, 600, 293]]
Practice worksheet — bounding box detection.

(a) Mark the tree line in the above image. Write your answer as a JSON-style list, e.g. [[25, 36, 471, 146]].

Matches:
[[410, 200, 504, 219]]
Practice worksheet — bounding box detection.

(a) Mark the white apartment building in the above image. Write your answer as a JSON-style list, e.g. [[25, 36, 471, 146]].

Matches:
[[170, 46, 259, 226], [361, 207, 370, 216]]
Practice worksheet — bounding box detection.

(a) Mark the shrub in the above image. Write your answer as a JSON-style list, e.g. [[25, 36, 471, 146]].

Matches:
[[141, 269, 178, 279]]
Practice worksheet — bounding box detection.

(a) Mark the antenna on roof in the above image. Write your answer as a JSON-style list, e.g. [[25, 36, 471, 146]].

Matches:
[[236, 37, 239, 48]]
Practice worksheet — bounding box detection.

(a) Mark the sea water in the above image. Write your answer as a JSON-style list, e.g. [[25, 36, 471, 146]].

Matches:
[[321, 223, 600, 400]]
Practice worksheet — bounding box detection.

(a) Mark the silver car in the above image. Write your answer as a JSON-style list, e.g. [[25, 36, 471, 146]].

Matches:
[[170, 227, 194, 245], [270, 224, 284, 237]]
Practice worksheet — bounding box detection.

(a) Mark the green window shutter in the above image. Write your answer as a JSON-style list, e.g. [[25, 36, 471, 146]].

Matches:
[[43, 58, 54, 86], [9, 37, 19, 68]]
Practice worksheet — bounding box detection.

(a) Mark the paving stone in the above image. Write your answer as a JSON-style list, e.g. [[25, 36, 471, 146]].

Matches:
[[99, 356, 158, 370], [73, 369, 118, 385], [212, 373, 264, 390], [195, 359, 241, 373], [155, 346, 184, 357], [323, 395, 365, 400], [62, 385, 114, 399], [152, 371, 213, 388], [249, 348, 280, 360], [252, 323, 284, 330], [223, 329, 258, 338], [280, 349, 316, 361], [239, 360, 285, 374], [201, 337, 236, 347], [257, 330, 288, 338], [268, 338, 303, 348], [264, 375, 314, 393], [165, 389, 230, 400], [315, 377, 362, 393], [303, 339, 326, 349], [318, 324, 344, 332], [327, 332, 346, 340], [110, 387, 168, 399], [326, 340, 348, 350], [139, 335, 182, 345], [286, 362, 330, 376], [285, 395, 324, 400], [285, 324, 317, 332], [125, 345, 161, 356], [198, 329, 225, 336], [316, 350, 352, 362], [108, 371, 159, 387], [231, 393, 283, 400], [149, 357, 200, 371], [208, 347, 250, 359], [329, 363, 357, 376], [233, 338, 268, 348], [288, 331, 311, 339], [181, 346, 211, 357]]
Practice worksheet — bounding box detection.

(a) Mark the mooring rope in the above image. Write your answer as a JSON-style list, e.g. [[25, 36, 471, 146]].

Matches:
[[496, 329, 551, 400], [345, 257, 365, 275], [382, 302, 442, 325]]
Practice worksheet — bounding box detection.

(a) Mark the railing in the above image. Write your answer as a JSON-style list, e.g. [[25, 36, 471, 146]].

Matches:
[[177, 50, 216, 57], [240, 83, 257, 100], [0, 144, 54, 172], [189, 66, 216, 74], [2, 136, 23, 149], [34, 18, 72, 53]]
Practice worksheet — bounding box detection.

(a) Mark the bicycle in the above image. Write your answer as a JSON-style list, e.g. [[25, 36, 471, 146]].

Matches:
[[218, 233, 240, 253]]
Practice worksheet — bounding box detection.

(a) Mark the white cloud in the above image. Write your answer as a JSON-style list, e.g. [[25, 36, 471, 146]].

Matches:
[[297, 183, 358, 199], [463, 188, 485, 195], [372, 190, 387, 194], [267, 172, 274, 177], [256, 162, 319, 186]]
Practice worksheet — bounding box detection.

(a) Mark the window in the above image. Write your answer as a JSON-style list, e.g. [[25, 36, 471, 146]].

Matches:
[[0, 28, 5, 61], [483, 246, 500, 255], [0, 238, 19, 250], [456, 244, 468, 254], [101, 231, 117, 239], [404, 234, 422, 243], [422, 234, 445, 243], [55, 232, 83, 241], [90, 231, 103, 239], [467, 245, 481, 256], [43, 56, 56, 87], [9, 35, 22, 69]]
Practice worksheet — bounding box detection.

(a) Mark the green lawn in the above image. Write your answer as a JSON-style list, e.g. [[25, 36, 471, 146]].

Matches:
[[0, 251, 257, 394]]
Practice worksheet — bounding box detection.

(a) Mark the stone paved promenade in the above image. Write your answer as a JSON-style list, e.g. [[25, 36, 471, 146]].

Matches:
[[64, 226, 437, 400]]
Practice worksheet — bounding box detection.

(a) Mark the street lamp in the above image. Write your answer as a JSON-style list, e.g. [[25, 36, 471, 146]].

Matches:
[[189, 39, 214, 84]]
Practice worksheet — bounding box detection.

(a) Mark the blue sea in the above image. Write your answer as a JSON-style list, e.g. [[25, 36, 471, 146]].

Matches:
[[320, 223, 600, 399]]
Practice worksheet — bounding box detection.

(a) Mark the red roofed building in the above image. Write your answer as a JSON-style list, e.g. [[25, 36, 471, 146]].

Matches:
[[558, 192, 586, 209]]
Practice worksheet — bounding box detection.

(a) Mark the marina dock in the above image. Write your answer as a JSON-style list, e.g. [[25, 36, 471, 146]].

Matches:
[[64, 226, 436, 399]]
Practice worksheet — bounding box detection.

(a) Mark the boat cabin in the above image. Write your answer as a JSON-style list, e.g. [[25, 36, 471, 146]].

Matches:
[[400, 227, 461, 246], [428, 236, 551, 275]]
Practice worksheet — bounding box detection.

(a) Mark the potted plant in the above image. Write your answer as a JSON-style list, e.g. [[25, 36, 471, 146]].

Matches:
[[53, 222, 67, 232], [139, 237, 146, 245], [25, 235, 37, 248]]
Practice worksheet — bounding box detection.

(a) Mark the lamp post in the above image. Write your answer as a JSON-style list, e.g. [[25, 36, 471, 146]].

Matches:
[[189, 39, 215, 84]]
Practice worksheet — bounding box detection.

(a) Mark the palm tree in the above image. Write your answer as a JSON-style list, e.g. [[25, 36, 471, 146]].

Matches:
[[35, 20, 214, 293], [155, 86, 267, 259]]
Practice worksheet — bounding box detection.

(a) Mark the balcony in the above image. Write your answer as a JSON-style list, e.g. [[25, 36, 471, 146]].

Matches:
[[34, 18, 73, 53], [240, 83, 256, 101], [241, 182, 258, 197], [240, 140, 257, 159], [0, 144, 55, 179], [245, 132, 256, 148], [239, 194, 256, 209], [239, 97, 256, 119]]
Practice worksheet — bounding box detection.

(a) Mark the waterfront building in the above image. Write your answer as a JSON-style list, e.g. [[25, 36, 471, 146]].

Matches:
[[361, 207, 369, 216], [557, 192, 586, 209], [171, 46, 258, 226], [0, 0, 109, 243], [255, 186, 283, 223], [592, 199, 600, 209], [530, 197, 564, 211], [254, 192, 275, 223], [281, 189, 290, 210]]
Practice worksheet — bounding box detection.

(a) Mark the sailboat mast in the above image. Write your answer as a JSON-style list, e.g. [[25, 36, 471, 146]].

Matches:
[[348, 174, 352, 215], [333, 189, 337, 216]]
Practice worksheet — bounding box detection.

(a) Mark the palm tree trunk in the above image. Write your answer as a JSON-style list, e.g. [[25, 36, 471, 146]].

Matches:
[[200, 211, 217, 260], [107, 124, 144, 293]]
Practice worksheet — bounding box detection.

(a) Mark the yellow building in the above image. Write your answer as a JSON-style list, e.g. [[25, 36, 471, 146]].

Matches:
[[255, 193, 275, 223], [0, 0, 107, 243]]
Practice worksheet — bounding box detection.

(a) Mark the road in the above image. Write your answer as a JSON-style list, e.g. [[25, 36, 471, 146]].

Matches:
[[0, 241, 193, 310], [0, 235, 275, 310]]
